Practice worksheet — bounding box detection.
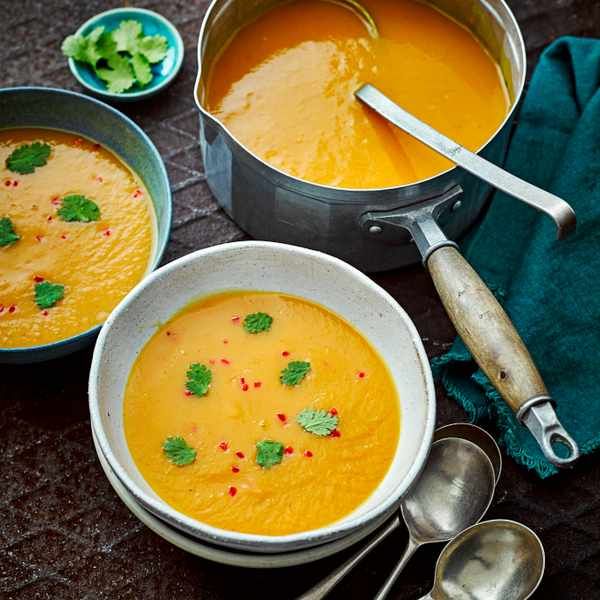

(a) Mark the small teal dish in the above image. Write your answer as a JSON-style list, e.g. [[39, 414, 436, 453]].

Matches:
[[67, 8, 184, 102], [0, 87, 172, 364]]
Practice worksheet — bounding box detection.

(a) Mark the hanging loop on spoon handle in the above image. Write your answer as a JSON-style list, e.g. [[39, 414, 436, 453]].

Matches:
[[355, 84, 576, 240], [296, 516, 401, 600], [373, 536, 420, 600]]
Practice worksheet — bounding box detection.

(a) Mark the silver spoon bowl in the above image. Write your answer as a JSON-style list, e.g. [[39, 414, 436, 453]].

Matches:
[[421, 519, 545, 600]]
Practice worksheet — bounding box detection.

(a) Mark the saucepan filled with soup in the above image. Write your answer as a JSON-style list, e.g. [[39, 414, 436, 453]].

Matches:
[[89, 241, 436, 552], [195, 2, 578, 467], [0, 87, 171, 363]]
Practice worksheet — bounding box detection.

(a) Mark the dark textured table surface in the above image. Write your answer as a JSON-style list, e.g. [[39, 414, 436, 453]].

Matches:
[[2, 1, 600, 598]]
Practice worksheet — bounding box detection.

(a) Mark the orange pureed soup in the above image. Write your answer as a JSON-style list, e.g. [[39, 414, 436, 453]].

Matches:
[[204, 0, 510, 188], [124, 292, 400, 535], [0, 129, 155, 348]]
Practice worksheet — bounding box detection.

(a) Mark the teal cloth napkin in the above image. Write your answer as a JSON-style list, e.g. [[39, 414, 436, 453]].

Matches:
[[432, 37, 600, 478]]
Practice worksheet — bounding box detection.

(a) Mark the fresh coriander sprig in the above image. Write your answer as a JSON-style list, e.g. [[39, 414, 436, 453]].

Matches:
[[297, 409, 339, 437], [243, 312, 273, 334], [186, 363, 212, 397], [35, 281, 65, 309], [280, 360, 311, 387], [6, 142, 51, 174], [0, 217, 20, 247], [163, 436, 197, 466], [256, 440, 284, 469], [57, 195, 100, 222], [62, 19, 169, 94]]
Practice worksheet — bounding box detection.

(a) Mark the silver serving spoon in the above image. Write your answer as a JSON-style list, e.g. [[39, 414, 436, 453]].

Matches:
[[420, 519, 545, 600], [297, 437, 495, 600], [434, 422, 502, 484]]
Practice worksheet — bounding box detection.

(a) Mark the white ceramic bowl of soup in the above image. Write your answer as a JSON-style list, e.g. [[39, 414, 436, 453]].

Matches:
[[89, 241, 435, 553]]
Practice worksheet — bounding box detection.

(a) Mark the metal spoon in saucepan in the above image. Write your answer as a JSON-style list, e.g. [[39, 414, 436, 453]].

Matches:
[[297, 437, 496, 600], [420, 519, 545, 600]]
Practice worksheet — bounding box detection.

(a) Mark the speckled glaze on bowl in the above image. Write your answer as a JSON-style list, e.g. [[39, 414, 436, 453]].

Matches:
[[67, 8, 184, 101], [89, 241, 435, 554], [0, 87, 171, 364]]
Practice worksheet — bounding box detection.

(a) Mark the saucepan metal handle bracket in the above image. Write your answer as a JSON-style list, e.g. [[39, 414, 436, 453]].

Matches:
[[360, 185, 462, 264]]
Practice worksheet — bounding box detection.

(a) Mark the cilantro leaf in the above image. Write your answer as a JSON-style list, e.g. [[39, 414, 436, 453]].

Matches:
[[6, 142, 51, 174], [61, 26, 106, 66], [256, 440, 284, 469], [137, 34, 169, 63], [57, 195, 101, 222], [163, 436, 197, 466], [131, 53, 152, 87], [35, 281, 65, 309], [96, 53, 136, 94], [112, 19, 143, 53], [243, 312, 273, 334], [186, 363, 212, 397], [0, 217, 20, 247], [297, 409, 339, 437], [280, 361, 311, 386]]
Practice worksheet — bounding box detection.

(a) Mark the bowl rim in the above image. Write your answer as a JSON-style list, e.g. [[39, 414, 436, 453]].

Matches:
[[67, 7, 185, 100], [0, 85, 172, 357], [89, 240, 436, 549]]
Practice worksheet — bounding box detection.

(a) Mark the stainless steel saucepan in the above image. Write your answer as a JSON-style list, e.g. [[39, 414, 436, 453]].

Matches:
[[194, 0, 580, 467]]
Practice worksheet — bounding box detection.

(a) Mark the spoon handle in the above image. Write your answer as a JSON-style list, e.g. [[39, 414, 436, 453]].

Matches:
[[355, 83, 576, 240], [296, 516, 401, 600], [373, 536, 420, 600]]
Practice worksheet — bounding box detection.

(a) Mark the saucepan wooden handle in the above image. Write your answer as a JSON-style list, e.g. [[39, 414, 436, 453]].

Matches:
[[427, 246, 547, 413]]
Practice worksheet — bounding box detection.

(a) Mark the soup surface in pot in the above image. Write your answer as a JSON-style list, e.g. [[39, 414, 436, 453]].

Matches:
[[0, 129, 155, 348], [124, 291, 400, 535], [204, 0, 510, 188]]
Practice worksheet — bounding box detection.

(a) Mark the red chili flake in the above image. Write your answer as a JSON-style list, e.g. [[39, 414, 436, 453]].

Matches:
[[242, 383, 249, 392], [12, 180, 18, 187], [41, 310, 49, 317], [166, 330, 172, 336], [0, 305, 4, 313], [209, 359, 216, 365], [8, 305, 16, 314], [103, 229, 111, 237], [51, 197, 60, 205], [358, 371, 366, 379], [4, 180, 11, 187], [240, 377, 246, 385], [284, 446, 294, 455], [228, 486, 237, 497], [231, 315, 240, 323], [303, 450, 313, 458], [282, 350, 290, 357], [133, 188, 143, 198], [218, 441, 229, 451], [60, 234, 67, 240], [96, 176, 103, 183], [190, 424, 198, 433], [93, 143, 101, 150], [35, 235, 43, 242], [235, 451, 245, 459], [231, 465, 240, 474], [277, 413, 287, 423], [47, 215, 53, 222], [184, 390, 193, 397], [253, 381, 262, 389], [330, 408, 338, 416], [33, 275, 44, 283], [330, 429, 341, 438], [220, 358, 230, 365]]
